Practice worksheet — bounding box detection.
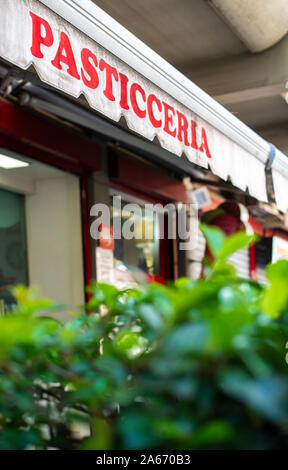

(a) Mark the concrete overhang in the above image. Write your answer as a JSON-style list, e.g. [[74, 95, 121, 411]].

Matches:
[[209, 0, 288, 52]]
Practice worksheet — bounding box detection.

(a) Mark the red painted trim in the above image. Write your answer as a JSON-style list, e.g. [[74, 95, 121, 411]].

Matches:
[[109, 150, 188, 203], [0, 99, 102, 171], [249, 243, 257, 280], [110, 181, 168, 204], [159, 237, 168, 284], [264, 228, 274, 238], [273, 229, 288, 241], [80, 174, 93, 299], [248, 216, 264, 236], [0, 132, 85, 175], [161, 215, 173, 282]]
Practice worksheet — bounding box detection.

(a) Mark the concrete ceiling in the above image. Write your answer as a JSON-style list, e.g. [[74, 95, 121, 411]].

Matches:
[[228, 95, 288, 129], [94, 0, 247, 68], [93, 0, 288, 153]]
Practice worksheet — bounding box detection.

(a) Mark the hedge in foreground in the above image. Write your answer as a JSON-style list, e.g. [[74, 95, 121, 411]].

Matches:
[[0, 227, 288, 449]]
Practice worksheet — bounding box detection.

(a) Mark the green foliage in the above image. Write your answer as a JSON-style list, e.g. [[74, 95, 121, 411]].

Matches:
[[200, 224, 258, 261], [0, 226, 288, 449]]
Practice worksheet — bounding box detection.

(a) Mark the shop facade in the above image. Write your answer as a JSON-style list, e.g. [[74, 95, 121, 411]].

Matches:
[[0, 0, 287, 319]]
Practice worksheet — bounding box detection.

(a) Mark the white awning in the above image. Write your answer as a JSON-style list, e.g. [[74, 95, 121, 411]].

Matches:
[[272, 150, 288, 214], [0, 0, 279, 203]]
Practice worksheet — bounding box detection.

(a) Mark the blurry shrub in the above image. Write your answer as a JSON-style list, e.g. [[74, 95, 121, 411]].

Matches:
[[0, 227, 288, 449]]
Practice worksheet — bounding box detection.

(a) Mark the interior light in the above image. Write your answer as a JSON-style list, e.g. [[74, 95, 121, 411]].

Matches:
[[0, 154, 30, 169], [281, 91, 288, 104]]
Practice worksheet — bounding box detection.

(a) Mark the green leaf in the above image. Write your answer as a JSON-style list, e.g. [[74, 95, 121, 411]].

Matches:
[[191, 421, 234, 448], [81, 418, 112, 450], [219, 232, 258, 260], [262, 260, 288, 317], [200, 224, 225, 258], [200, 225, 258, 262], [163, 322, 208, 354], [114, 329, 148, 359], [220, 369, 288, 425], [210, 260, 237, 279]]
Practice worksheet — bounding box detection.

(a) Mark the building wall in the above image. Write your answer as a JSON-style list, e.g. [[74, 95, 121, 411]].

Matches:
[[25, 175, 85, 322]]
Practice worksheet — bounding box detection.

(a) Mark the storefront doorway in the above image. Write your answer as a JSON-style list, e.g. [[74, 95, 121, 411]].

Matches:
[[109, 189, 169, 287]]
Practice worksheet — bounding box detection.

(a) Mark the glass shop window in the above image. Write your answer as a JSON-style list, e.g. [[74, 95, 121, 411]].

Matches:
[[0, 150, 84, 321], [110, 196, 160, 279], [0, 188, 28, 313]]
